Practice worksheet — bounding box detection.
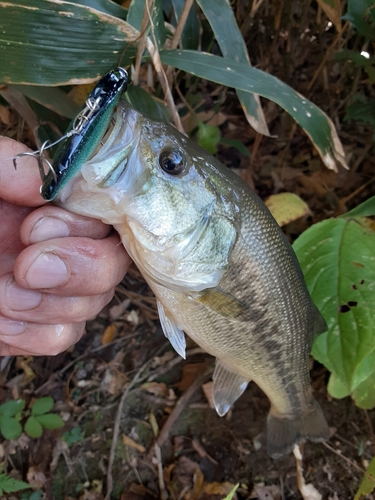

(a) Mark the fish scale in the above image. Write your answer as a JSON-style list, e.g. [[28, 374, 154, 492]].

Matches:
[[43, 90, 329, 459]]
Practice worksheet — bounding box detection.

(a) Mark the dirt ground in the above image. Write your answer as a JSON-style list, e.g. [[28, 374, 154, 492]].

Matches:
[[1, 0, 375, 499]]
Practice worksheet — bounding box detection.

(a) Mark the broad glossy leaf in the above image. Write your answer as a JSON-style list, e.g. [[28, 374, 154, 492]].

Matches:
[[265, 193, 310, 227], [160, 50, 347, 171], [197, 0, 270, 136], [343, 0, 375, 38], [342, 195, 375, 218], [0, 0, 139, 85], [293, 218, 375, 408]]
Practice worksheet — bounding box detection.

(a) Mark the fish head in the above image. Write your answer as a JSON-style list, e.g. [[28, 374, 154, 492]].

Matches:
[[56, 101, 239, 290]]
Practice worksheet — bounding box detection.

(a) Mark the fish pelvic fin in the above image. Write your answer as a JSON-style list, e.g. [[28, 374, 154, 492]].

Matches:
[[213, 360, 249, 416], [157, 300, 186, 359], [266, 399, 329, 459]]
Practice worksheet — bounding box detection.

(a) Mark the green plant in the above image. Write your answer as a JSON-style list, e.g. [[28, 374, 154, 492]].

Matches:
[[0, 397, 64, 440], [0, 0, 346, 173], [0, 469, 30, 496], [293, 196, 375, 408]]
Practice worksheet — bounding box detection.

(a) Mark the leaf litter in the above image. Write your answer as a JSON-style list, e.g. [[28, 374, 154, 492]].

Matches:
[[1, 1, 375, 498]]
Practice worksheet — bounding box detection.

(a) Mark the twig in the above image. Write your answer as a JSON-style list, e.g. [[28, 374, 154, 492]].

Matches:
[[156, 367, 213, 449], [154, 442, 168, 500], [145, 0, 185, 133], [322, 441, 375, 483], [307, 22, 349, 92], [170, 0, 194, 50], [105, 363, 150, 500], [293, 444, 322, 500]]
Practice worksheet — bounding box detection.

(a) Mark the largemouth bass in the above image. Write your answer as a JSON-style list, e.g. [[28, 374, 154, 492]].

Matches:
[[40, 71, 329, 458]]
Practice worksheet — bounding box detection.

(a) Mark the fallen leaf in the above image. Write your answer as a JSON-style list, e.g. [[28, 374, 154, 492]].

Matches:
[[177, 363, 207, 390], [265, 193, 311, 226], [101, 324, 116, 345], [250, 483, 281, 500], [0, 103, 10, 125], [26, 466, 47, 488], [204, 481, 238, 496], [141, 381, 169, 397], [121, 434, 146, 453]]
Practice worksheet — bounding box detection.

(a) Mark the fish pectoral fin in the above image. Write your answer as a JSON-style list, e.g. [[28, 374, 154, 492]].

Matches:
[[213, 360, 249, 416], [195, 288, 251, 322], [157, 301, 186, 359], [313, 304, 327, 336]]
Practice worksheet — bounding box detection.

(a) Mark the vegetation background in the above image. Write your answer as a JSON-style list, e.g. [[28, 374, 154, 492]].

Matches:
[[0, 0, 374, 498]]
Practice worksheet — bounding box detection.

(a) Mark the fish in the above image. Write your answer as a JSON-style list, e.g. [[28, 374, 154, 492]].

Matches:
[[41, 72, 329, 459]]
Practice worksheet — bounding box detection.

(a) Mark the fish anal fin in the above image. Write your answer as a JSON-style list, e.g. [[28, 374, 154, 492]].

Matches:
[[157, 301, 186, 359], [266, 399, 329, 459], [196, 288, 251, 322], [213, 360, 249, 416]]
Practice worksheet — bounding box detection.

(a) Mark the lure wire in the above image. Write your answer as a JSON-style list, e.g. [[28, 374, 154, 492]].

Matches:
[[11, 94, 103, 183]]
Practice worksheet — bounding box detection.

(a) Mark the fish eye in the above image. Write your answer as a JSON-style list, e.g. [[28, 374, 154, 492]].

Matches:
[[159, 149, 185, 175]]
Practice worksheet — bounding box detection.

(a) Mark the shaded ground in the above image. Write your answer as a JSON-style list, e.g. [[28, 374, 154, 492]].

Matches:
[[1, 1, 375, 499]]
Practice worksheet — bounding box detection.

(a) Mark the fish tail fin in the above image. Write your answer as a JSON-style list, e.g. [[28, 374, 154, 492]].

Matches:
[[266, 399, 329, 459]]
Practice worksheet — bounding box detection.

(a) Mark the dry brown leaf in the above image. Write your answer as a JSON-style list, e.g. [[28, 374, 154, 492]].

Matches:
[[177, 363, 207, 390], [141, 381, 169, 397], [101, 324, 116, 345], [0, 103, 10, 125], [204, 481, 237, 496], [122, 434, 146, 453], [26, 466, 47, 488], [250, 483, 281, 500], [201, 381, 215, 409]]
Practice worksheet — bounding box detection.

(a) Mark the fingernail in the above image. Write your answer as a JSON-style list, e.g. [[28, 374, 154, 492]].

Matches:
[[5, 278, 42, 311], [30, 217, 70, 243], [26, 253, 69, 289], [0, 316, 26, 335]]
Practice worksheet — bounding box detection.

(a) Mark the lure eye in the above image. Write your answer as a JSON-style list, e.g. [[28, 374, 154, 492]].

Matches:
[[159, 149, 185, 175]]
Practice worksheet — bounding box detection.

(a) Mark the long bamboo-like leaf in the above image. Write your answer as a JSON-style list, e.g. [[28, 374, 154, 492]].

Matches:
[[160, 49, 347, 171], [127, 0, 166, 49], [196, 0, 270, 136], [0, 0, 139, 86]]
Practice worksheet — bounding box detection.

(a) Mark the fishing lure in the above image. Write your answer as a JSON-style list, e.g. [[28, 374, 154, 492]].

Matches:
[[14, 67, 128, 201]]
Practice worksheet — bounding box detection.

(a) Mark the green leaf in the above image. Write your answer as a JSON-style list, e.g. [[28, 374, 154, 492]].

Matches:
[[265, 193, 311, 227], [197, 0, 270, 136], [10, 85, 80, 119], [31, 397, 54, 416], [25, 416, 43, 438], [62, 427, 85, 446], [0, 472, 29, 495], [343, 0, 375, 38], [220, 138, 250, 157], [73, 0, 128, 20], [160, 50, 347, 171], [293, 218, 375, 408], [196, 121, 221, 154], [170, 0, 199, 50], [127, 0, 166, 49], [223, 484, 239, 500], [354, 456, 375, 499], [0, 399, 25, 417], [125, 85, 170, 122], [0, 0, 139, 85], [0, 416, 22, 440], [342, 196, 375, 218], [36, 413, 64, 430]]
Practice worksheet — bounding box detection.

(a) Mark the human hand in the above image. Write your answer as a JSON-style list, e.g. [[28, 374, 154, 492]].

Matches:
[[0, 137, 131, 356]]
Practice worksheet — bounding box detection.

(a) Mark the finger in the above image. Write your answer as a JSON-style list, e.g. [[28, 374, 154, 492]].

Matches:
[[20, 205, 112, 245], [14, 233, 130, 296], [0, 274, 115, 324], [0, 137, 45, 207], [0, 319, 85, 356]]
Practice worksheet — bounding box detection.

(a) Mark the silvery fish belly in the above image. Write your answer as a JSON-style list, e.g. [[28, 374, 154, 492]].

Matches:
[[55, 101, 329, 459]]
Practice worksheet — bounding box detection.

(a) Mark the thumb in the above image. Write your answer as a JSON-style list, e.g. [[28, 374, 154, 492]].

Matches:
[[0, 137, 46, 207]]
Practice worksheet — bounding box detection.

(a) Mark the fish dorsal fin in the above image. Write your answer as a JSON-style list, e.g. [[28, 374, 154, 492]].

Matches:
[[196, 288, 251, 322], [213, 360, 249, 416], [157, 301, 186, 359]]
